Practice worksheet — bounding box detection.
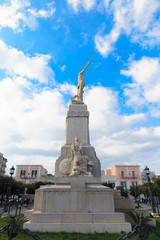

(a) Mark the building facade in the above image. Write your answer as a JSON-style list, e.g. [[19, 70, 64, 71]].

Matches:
[[0, 153, 7, 175], [15, 165, 48, 184], [105, 165, 142, 189]]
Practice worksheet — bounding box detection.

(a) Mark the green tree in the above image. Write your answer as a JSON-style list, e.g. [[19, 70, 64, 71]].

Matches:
[[130, 185, 141, 197], [152, 176, 160, 197], [0, 175, 9, 195], [116, 186, 128, 197], [11, 180, 25, 195], [139, 183, 149, 196], [25, 183, 35, 194], [26, 181, 54, 194]]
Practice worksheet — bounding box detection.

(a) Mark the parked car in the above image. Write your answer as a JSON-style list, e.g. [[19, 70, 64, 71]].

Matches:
[[9, 196, 21, 202]]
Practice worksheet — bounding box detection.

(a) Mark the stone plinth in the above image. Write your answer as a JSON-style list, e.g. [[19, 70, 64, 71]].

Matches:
[[24, 177, 132, 233], [55, 102, 101, 177], [66, 103, 90, 145], [24, 222, 131, 233], [55, 145, 101, 177]]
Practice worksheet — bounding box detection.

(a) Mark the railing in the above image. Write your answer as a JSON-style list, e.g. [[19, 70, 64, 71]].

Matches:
[[120, 176, 138, 179], [0, 215, 44, 240], [118, 215, 160, 240], [0, 210, 160, 240]]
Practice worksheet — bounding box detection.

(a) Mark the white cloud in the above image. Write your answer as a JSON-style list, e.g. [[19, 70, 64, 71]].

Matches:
[[84, 86, 160, 173], [67, 0, 97, 12], [58, 83, 77, 97], [26, 7, 56, 30], [95, 126, 160, 171], [1, 81, 160, 175], [121, 57, 160, 111], [0, 40, 55, 83], [85, 86, 147, 139], [60, 65, 66, 72], [95, 26, 120, 57], [0, 0, 55, 32], [28, 8, 55, 19], [95, 0, 160, 56], [0, 76, 66, 173]]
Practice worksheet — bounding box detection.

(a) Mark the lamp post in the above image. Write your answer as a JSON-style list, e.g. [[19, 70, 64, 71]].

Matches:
[[144, 166, 156, 213], [4, 166, 15, 213]]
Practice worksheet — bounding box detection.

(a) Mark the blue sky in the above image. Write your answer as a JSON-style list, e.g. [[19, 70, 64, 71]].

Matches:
[[0, 0, 160, 175]]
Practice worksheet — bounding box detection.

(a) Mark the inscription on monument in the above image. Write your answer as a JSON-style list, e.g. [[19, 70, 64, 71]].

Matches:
[[67, 111, 89, 117]]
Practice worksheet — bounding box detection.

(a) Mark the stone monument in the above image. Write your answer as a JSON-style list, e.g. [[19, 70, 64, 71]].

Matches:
[[24, 59, 132, 233]]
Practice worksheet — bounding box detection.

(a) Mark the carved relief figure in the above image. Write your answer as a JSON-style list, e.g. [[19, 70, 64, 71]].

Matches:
[[69, 137, 82, 176], [59, 137, 94, 176], [70, 56, 93, 102], [69, 137, 94, 176]]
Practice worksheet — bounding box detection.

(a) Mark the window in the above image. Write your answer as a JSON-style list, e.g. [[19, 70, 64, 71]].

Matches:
[[121, 181, 126, 189], [20, 170, 25, 178], [121, 170, 124, 177], [32, 170, 37, 178], [132, 181, 137, 186], [132, 170, 135, 177]]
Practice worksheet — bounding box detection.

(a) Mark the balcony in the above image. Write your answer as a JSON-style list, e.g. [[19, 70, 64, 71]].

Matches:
[[119, 175, 138, 179]]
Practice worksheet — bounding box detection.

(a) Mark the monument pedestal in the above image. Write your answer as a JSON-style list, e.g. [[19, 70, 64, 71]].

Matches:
[[24, 101, 132, 233], [24, 177, 131, 233], [55, 103, 101, 177]]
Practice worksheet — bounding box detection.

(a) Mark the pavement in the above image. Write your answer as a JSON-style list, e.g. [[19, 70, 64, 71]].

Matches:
[[134, 202, 160, 217], [0, 204, 33, 217]]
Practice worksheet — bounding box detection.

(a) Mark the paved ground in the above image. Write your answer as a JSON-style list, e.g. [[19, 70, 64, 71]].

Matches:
[[134, 202, 160, 216], [0, 204, 33, 216]]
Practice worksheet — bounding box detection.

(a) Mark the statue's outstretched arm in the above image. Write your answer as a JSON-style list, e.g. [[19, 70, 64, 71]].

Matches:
[[81, 55, 93, 73]]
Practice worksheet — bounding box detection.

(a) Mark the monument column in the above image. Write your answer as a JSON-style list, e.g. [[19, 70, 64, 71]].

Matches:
[[66, 103, 90, 145]]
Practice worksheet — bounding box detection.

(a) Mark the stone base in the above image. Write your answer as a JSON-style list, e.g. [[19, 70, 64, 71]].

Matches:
[[24, 222, 131, 233], [24, 177, 132, 233], [28, 212, 126, 223]]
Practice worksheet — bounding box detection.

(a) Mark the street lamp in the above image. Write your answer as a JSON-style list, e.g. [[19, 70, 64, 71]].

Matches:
[[144, 166, 156, 213], [10, 166, 15, 176], [4, 166, 15, 213]]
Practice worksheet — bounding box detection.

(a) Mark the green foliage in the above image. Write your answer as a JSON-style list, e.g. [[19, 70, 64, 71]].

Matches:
[[11, 180, 25, 194], [120, 230, 126, 236], [0, 215, 160, 240], [127, 211, 152, 226], [25, 181, 54, 194], [0, 175, 9, 195], [0, 175, 25, 198], [129, 185, 141, 197], [0, 218, 160, 240], [139, 183, 149, 196], [116, 186, 128, 197], [152, 176, 160, 197], [6, 214, 29, 226], [129, 176, 160, 198]]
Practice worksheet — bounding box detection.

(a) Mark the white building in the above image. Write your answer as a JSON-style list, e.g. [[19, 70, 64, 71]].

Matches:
[[0, 153, 7, 175]]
